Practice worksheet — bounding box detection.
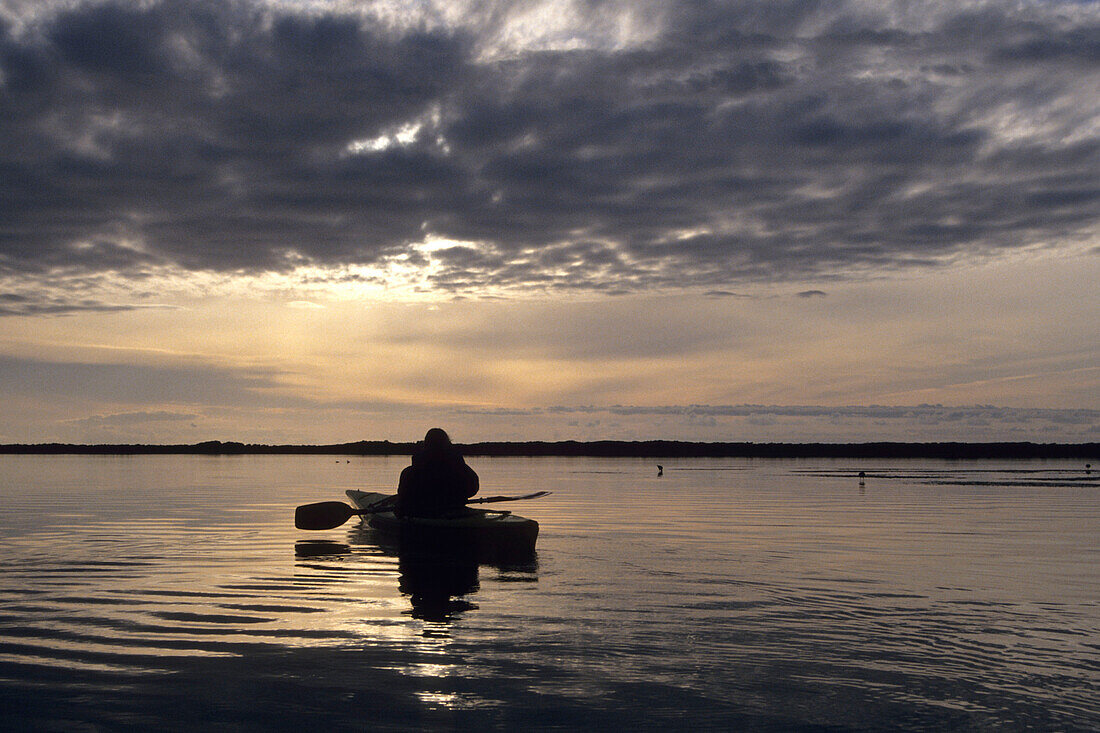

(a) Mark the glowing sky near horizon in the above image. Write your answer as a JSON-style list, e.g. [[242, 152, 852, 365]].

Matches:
[[0, 0, 1097, 443]]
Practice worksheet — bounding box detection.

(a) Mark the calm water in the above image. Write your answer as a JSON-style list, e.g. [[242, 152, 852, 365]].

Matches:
[[0, 455, 1097, 731]]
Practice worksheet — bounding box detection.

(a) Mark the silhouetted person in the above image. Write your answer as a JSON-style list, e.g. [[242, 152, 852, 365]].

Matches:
[[396, 428, 479, 517]]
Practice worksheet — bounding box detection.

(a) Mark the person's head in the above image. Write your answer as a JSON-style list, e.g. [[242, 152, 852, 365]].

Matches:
[[422, 428, 452, 452]]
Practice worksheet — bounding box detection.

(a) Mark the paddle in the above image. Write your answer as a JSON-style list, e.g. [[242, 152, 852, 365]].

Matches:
[[295, 501, 375, 530], [294, 491, 551, 530], [470, 490, 550, 504]]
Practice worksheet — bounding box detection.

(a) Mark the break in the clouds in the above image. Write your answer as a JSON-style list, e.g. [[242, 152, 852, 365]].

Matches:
[[2, 0, 1098, 300]]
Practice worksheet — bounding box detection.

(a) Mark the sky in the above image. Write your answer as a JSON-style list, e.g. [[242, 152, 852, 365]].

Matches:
[[0, 0, 1098, 444]]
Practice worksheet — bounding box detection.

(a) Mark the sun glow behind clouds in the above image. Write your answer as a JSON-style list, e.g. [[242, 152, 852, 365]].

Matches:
[[0, 235, 561, 317], [0, 249, 1097, 444]]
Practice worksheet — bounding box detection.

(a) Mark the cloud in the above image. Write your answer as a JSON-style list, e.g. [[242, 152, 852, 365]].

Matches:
[[0, 353, 290, 406], [0, 0, 1097, 297], [442, 401, 1100, 442], [0, 292, 177, 316], [65, 410, 199, 427], [540, 403, 1100, 424], [473, 402, 1100, 439]]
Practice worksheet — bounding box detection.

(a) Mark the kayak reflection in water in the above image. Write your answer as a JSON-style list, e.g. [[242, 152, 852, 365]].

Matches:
[[399, 553, 480, 623], [396, 428, 479, 518]]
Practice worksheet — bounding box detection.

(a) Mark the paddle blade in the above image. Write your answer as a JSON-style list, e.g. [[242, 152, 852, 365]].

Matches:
[[295, 501, 357, 530]]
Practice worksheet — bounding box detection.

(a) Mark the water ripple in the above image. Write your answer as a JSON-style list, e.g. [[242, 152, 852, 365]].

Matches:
[[0, 455, 1097, 731]]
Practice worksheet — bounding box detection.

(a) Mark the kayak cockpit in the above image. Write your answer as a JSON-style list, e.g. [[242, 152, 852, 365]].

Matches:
[[346, 490, 538, 559]]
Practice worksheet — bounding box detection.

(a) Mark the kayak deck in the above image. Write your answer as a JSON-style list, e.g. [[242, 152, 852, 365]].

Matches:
[[346, 490, 539, 557]]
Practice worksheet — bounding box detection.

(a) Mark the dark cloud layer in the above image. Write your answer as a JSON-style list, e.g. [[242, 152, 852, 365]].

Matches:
[[1, 0, 1098, 294]]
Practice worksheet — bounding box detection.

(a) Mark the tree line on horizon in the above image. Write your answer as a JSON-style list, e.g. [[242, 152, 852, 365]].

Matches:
[[0, 439, 1096, 459]]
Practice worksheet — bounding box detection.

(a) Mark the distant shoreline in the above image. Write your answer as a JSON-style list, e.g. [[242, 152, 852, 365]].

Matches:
[[0, 440, 1096, 459]]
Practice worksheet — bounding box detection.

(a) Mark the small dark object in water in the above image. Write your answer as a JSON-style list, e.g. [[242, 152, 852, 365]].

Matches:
[[657, 465, 664, 477]]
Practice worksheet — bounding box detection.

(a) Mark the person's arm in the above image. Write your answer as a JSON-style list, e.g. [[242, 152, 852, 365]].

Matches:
[[396, 465, 415, 517], [462, 463, 479, 499]]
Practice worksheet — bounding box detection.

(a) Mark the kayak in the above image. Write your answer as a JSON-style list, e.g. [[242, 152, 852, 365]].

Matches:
[[346, 490, 539, 556]]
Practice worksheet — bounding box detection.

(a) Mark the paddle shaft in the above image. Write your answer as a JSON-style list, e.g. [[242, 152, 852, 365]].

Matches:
[[360, 490, 548, 513], [295, 490, 550, 530], [469, 490, 550, 504]]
